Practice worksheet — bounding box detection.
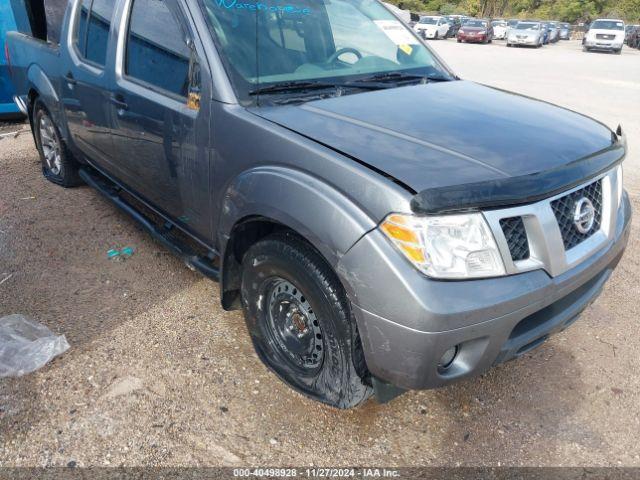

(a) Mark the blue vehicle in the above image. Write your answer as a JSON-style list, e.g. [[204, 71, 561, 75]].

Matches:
[[0, 0, 33, 118], [0, 0, 22, 118], [540, 22, 550, 44]]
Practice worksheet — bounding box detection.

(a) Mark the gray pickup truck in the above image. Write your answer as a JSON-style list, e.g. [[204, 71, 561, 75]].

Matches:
[[7, 0, 631, 408]]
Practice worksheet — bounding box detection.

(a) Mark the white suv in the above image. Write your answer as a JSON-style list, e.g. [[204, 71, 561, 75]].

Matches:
[[414, 16, 451, 40], [584, 19, 625, 54]]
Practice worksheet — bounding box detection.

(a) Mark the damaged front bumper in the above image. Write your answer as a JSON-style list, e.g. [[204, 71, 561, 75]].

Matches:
[[338, 191, 631, 394]]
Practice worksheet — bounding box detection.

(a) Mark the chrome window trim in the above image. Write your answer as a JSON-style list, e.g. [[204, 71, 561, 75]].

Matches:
[[67, 0, 106, 76], [483, 167, 621, 278]]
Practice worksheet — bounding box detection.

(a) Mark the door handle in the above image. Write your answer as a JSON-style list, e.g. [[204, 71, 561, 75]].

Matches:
[[64, 73, 77, 85], [109, 96, 129, 111]]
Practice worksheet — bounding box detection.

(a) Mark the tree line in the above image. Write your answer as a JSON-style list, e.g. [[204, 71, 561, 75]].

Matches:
[[390, 0, 640, 23]]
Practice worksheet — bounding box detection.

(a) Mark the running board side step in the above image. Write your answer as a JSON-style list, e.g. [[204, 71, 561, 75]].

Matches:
[[78, 167, 220, 282]]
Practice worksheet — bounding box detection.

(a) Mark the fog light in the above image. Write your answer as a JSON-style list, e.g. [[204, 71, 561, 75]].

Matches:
[[438, 345, 459, 370]]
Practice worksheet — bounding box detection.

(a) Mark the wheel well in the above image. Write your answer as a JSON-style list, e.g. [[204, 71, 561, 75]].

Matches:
[[27, 89, 39, 129], [220, 217, 310, 311]]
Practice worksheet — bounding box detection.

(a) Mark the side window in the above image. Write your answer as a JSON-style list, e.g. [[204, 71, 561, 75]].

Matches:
[[125, 0, 191, 98], [73, 0, 114, 67]]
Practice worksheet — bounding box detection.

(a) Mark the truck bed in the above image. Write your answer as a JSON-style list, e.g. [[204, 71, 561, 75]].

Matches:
[[6, 31, 63, 118]]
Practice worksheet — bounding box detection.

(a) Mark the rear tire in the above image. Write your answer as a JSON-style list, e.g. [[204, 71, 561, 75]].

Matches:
[[240, 233, 373, 409], [33, 100, 83, 187]]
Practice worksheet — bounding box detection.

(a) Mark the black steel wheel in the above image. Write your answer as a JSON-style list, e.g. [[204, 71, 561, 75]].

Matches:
[[263, 277, 325, 373], [241, 233, 372, 409]]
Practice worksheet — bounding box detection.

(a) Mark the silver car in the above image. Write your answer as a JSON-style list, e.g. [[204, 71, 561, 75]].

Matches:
[[507, 21, 544, 47]]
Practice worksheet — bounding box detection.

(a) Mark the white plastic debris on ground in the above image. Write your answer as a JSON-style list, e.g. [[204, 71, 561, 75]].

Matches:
[[0, 315, 70, 378]]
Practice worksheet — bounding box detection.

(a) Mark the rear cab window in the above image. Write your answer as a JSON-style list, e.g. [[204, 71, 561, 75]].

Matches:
[[73, 0, 115, 67]]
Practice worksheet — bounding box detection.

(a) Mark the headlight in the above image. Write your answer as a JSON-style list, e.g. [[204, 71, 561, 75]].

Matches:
[[380, 213, 506, 279]]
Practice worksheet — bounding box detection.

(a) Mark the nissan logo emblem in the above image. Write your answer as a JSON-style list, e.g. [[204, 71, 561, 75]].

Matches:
[[573, 198, 596, 234]]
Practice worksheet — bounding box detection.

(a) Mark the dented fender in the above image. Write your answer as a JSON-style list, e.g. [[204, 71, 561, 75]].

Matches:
[[218, 165, 378, 267]]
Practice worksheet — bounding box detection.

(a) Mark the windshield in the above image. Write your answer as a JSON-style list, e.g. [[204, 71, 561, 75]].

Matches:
[[199, 0, 451, 103], [419, 17, 438, 24], [516, 22, 539, 30], [464, 20, 486, 28], [492, 21, 506, 27], [591, 20, 624, 30]]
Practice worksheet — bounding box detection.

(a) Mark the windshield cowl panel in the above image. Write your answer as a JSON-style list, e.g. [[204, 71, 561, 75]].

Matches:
[[198, 0, 452, 105]]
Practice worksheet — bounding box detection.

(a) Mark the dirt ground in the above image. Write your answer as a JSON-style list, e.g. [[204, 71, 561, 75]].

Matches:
[[1, 40, 639, 468]]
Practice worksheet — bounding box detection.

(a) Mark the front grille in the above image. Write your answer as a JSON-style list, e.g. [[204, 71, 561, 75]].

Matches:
[[551, 180, 603, 251], [596, 34, 614, 39], [500, 216, 530, 261]]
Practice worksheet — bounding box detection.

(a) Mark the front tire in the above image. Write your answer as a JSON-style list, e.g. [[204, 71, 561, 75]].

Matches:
[[33, 100, 82, 187], [240, 233, 372, 409]]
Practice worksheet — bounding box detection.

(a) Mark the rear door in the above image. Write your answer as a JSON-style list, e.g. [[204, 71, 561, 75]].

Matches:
[[110, 0, 212, 240], [62, 0, 117, 170]]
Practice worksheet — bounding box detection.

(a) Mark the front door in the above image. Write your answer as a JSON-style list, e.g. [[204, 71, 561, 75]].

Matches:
[[62, 0, 117, 171], [110, 0, 211, 241]]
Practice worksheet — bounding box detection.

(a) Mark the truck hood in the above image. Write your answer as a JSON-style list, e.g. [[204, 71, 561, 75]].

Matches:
[[251, 80, 616, 193]]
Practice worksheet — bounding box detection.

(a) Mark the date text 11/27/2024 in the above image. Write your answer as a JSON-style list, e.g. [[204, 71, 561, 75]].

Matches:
[[233, 468, 401, 478]]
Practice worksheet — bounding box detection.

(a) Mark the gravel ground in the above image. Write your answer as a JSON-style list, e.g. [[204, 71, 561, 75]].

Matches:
[[1, 40, 639, 468]]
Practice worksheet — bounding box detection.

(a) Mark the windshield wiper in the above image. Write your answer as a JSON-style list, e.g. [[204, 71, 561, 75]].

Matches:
[[355, 72, 428, 83], [249, 80, 387, 96], [354, 72, 452, 85], [249, 81, 341, 96]]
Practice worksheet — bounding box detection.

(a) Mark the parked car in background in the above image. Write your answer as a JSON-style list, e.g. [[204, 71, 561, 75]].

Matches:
[[624, 25, 639, 47], [547, 22, 560, 43], [506, 19, 519, 40], [443, 16, 462, 38], [559, 22, 571, 40], [632, 26, 640, 48], [415, 15, 451, 40], [492, 20, 508, 39], [457, 19, 494, 43], [507, 21, 543, 48], [584, 19, 626, 53], [540, 22, 551, 44]]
